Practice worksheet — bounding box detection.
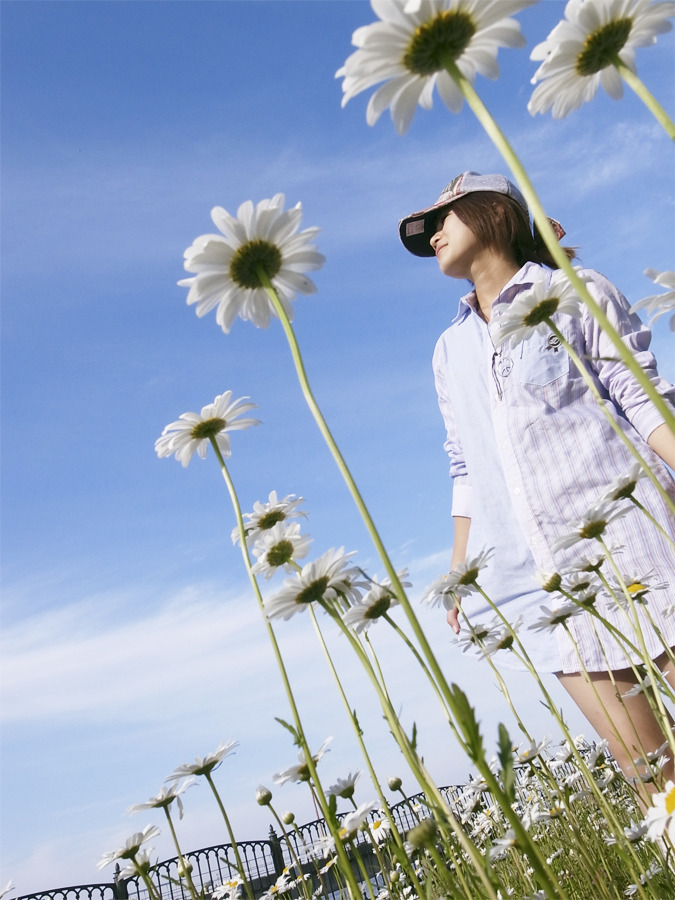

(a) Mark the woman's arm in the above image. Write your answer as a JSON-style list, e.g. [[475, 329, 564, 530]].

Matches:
[[447, 515, 471, 634], [647, 422, 675, 471]]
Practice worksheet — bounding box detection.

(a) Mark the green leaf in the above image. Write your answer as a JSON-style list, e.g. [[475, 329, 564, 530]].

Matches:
[[274, 717, 300, 746], [497, 723, 516, 804], [450, 683, 483, 761]]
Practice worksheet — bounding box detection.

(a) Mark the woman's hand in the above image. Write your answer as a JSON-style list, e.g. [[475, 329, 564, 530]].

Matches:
[[446, 599, 462, 634]]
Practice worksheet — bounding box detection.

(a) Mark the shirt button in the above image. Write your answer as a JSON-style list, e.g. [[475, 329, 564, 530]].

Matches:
[[513, 487, 521, 495]]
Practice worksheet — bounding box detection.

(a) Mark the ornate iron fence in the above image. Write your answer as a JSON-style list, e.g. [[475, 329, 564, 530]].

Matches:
[[13, 755, 603, 900]]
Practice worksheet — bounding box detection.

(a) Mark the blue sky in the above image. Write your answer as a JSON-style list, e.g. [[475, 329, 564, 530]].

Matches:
[[2, 0, 674, 892]]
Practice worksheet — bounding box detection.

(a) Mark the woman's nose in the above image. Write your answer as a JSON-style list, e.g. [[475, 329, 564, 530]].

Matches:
[[430, 230, 441, 250]]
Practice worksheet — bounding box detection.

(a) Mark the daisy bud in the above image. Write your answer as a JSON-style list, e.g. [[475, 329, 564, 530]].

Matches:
[[387, 776, 402, 791], [281, 810, 295, 825], [536, 571, 562, 593], [177, 860, 193, 878], [407, 818, 437, 850], [256, 785, 273, 806]]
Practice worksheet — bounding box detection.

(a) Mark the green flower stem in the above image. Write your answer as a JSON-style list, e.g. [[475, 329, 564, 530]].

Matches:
[[546, 320, 675, 517], [612, 55, 675, 141], [257, 267, 511, 827], [208, 438, 363, 900], [161, 806, 199, 900], [134, 865, 163, 900], [203, 771, 253, 900], [443, 57, 675, 435], [346, 837, 377, 900], [266, 803, 311, 896], [629, 495, 675, 549], [473, 585, 636, 851], [383, 613, 467, 747], [307, 609, 409, 853], [599, 538, 675, 751], [563, 622, 658, 784], [320, 600, 502, 900]]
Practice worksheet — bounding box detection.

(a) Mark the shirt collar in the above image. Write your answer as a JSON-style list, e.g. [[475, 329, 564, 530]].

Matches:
[[450, 261, 547, 325]]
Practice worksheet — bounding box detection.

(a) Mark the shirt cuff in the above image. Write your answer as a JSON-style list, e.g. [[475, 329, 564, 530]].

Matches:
[[631, 396, 675, 441], [451, 482, 473, 518]]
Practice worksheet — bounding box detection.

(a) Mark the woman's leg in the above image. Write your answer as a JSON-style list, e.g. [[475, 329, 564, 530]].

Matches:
[[557, 655, 675, 790]]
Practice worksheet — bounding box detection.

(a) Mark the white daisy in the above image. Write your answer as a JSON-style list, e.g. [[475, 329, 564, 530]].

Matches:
[[155, 391, 259, 467], [250, 521, 313, 579], [631, 268, 675, 330], [423, 547, 494, 607], [117, 847, 155, 878], [97, 824, 161, 869], [265, 548, 364, 620], [367, 812, 393, 845], [233, 491, 307, 547], [553, 500, 632, 551], [311, 833, 337, 860], [339, 800, 379, 838], [606, 570, 668, 609], [179, 194, 325, 333], [127, 779, 195, 819], [342, 569, 409, 632], [165, 741, 238, 781], [535, 570, 563, 593], [563, 571, 602, 594], [327, 770, 362, 800], [566, 545, 624, 573], [490, 269, 586, 349], [588, 738, 611, 768], [644, 779, 675, 842], [599, 462, 647, 503], [517, 736, 552, 763], [455, 620, 497, 652], [273, 737, 332, 785], [337, 0, 536, 134], [212, 877, 244, 900], [528, 602, 583, 633], [480, 616, 523, 657], [528, 0, 675, 119], [488, 827, 517, 861]]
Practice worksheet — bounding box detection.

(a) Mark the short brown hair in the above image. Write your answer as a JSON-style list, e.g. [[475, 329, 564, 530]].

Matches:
[[449, 192, 575, 269]]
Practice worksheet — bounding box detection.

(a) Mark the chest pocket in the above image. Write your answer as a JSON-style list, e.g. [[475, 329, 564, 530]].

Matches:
[[513, 331, 570, 386]]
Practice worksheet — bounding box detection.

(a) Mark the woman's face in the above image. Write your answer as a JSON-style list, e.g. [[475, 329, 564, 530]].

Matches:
[[429, 207, 482, 280]]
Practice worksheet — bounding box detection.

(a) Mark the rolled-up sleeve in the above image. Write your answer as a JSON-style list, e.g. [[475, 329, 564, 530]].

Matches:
[[432, 336, 473, 517], [581, 270, 675, 440]]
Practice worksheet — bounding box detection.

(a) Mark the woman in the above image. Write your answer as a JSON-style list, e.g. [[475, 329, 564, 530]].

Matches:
[[399, 171, 675, 784]]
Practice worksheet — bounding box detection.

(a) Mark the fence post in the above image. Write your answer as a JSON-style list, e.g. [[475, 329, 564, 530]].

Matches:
[[112, 864, 129, 900], [268, 825, 284, 877]]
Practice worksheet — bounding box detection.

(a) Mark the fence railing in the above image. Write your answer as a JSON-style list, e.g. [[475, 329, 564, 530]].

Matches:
[[13, 754, 603, 900]]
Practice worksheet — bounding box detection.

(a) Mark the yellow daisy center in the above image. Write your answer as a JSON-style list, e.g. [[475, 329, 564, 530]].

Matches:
[[523, 298, 559, 327], [576, 18, 632, 76], [579, 519, 607, 540], [191, 417, 226, 440], [296, 575, 330, 605], [613, 480, 638, 499], [542, 573, 563, 592], [627, 581, 647, 595], [257, 510, 287, 529], [458, 566, 479, 585], [666, 784, 675, 815], [266, 539, 295, 568], [365, 594, 392, 619], [403, 10, 476, 75], [229, 239, 282, 289]]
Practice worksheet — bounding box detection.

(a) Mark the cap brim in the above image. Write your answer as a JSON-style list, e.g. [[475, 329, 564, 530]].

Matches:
[[398, 198, 459, 257]]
